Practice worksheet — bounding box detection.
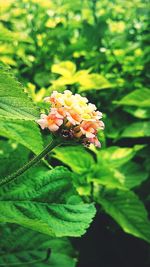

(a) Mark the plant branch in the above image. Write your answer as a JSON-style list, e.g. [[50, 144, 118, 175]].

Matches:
[[0, 138, 61, 187]]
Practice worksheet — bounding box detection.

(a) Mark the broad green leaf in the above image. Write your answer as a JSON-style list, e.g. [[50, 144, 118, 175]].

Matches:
[[74, 69, 90, 80], [96, 146, 142, 167], [78, 73, 111, 91], [0, 65, 39, 120], [94, 161, 148, 190], [121, 121, 150, 138], [117, 162, 148, 189], [52, 75, 76, 87], [90, 146, 148, 190], [51, 65, 111, 91], [53, 146, 95, 174], [0, 166, 96, 237], [0, 225, 77, 267], [0, 141, 29, 178], [0, 119, 43, 154], [90, 164, 124, 189], [124, 106, 150, 119], [116, 89, 150, 107], [51, 61, 76, 77], [97, 189, 150, 243], [74, 69, 90, 84]]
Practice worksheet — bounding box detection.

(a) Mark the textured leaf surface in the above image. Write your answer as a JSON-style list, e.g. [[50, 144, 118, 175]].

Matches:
[[97, 189, 150, 243], [0, 141, 29, 178], [0, 225, 77, 267], [53, 146, 95, 174], [0, 119, 43, 154], [0, 166, 96, 237], [0, 65, 39, 120]]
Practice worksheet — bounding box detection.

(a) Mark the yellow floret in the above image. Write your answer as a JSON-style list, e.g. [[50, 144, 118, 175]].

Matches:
[[82, 113, 92, 120]]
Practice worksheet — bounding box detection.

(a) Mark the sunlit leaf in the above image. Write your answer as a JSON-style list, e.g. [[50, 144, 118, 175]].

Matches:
[[0, 65, 39, 120], [78, 73, 111, 91], [96, 146, 142, 167], [51, 61, 76, 77], [0, 119, 43, 154]]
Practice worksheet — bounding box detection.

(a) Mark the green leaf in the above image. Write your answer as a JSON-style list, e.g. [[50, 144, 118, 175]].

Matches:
[[34, 72, 50, 87], [53, 146, 95, 174], [0, 24, 33, 43], [52, 76, 76, 87], [0, 119, 43, 154], [0, 225, 77, 267], [121, 121, 150, 138], [116, 89, 150, 107], [97, 188, 150, 243], [90, 164, 124, 189], [51, 61, 76, 77], [117, 162, 148, 189], [0, 24, 16, 42], [124, 106, 150, 119], [96, 146, 142, 167], [0, 166, 96, 237], [78, 73, 111, 91], [0, 65, 39, 120], [0, 141, 29, 178], [94, 161, 147, 190], [90, 146, 148, 190]]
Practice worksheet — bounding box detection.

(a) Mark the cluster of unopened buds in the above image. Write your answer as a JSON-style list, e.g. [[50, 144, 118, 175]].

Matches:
[[37, 90, 104, 147]]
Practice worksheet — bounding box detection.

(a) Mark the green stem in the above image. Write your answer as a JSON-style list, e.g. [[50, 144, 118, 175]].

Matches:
[[0, 138, 60, 187]]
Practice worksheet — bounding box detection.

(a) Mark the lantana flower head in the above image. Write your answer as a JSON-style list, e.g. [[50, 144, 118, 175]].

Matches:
[[37, 90, 104, 147]]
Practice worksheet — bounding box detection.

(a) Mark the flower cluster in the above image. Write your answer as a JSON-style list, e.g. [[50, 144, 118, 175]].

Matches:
[[37, 90, 104, 147]]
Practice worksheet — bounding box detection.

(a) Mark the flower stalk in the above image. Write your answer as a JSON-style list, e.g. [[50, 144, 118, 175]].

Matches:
[[0, 138, 60, 187]]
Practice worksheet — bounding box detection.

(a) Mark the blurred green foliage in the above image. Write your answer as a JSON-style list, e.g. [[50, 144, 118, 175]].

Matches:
[[0, 0, 150, 266]]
